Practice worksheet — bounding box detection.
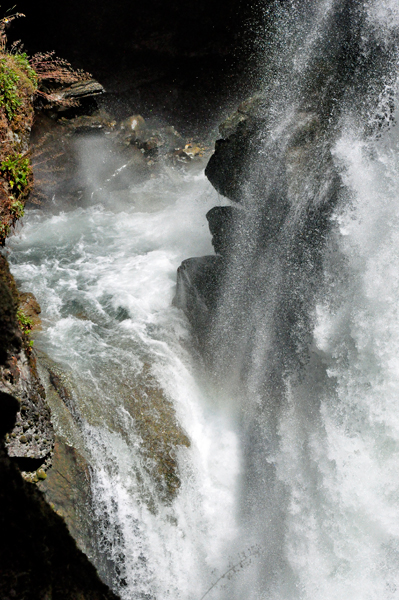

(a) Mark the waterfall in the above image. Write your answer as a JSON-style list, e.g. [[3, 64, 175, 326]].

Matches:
[[203, 1, 399, 599], [5, 0, 399, 598]]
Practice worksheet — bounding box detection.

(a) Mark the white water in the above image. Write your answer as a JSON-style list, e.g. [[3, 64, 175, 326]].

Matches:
[[6, 164, 240, 599], [6, 1, 399, 598]]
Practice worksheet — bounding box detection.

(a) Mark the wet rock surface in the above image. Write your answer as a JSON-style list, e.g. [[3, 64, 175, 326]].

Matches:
[[38, 435, 94, 555], [205, 95, 269, 203], [121, 364, 190, 507], [206, 205, 240, 255], [0, 391, 119, 600], [174, 255, 225, 340], [0, 257, 55, 476], [30, 110, 210, 209]]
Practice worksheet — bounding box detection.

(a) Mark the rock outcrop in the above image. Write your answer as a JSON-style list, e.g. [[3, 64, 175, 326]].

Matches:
[[174, 255, 225, 340], [0, 255, 54, 480], [0, 390, 119, 600]]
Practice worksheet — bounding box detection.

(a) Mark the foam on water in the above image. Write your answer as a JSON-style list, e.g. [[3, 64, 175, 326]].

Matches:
[[6, 1, 399, 598], [7, 167, 240, 599]]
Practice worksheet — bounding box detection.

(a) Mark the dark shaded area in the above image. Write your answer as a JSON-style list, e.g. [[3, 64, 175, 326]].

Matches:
[[0, 255, 22, 364], [173, 255, 225, 340], [10, 454, 48, 470], [4, 0, 273, 134], [206, 206, 240, 254], [0, 390, 120, 600]]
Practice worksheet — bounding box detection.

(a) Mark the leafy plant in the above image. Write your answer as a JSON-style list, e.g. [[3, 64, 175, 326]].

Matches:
[[29, 51, 92, 108], [0, 153, 31, 196], [0, 221, 10, 240], [9, 196, 24, 218], [0, 55, 21, 120], [16, 308, 33, 335]]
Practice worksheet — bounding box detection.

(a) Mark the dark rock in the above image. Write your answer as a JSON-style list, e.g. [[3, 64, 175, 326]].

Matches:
[[0, 257, 22, 364], [173, 255, 224, 335], [11, 455, 48, 471], [134, 124, 183, 158], [38, 435, 94, 554], [103, 145, 150, 191], [18, 292, 42, 332], [0, 392, 19, 436], [205, 121, 254, 202], [58, 79, 105, 101], [206, 205, 239, 255], [60, 109, 117, 135], [205, 95, 269, 203], [0, 422, 119, 599]]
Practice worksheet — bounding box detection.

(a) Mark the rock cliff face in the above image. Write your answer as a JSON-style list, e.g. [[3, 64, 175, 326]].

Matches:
[[174, 92, 337, 357], [175, 0, 397, 369]]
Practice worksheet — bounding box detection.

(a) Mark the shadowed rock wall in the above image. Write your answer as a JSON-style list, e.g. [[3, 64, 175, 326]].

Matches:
[[5, 0, 273, 133]]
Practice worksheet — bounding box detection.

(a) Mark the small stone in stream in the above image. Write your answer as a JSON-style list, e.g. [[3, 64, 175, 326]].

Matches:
[[36, 469, 47, 480], [119, 114, 146, 136]]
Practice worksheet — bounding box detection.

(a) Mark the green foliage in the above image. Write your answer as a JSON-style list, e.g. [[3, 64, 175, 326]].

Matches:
[[0, 56, 21, 120], [0, 153, 31, 196], [9, 197, 24, 218], [0, 221, 10, 240], [16, 308, 33, 335], [12, 53, 38, 88], [0, 52, 37, 121]]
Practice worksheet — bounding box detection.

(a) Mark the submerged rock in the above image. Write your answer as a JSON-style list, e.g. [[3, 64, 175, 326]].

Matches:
[[38, 435, 94, 555], [122, 364, 190, 506]]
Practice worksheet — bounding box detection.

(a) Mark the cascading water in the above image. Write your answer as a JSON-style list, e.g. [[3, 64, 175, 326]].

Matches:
[[5, 0, 399, 598], [204, 1, 399, 599], [6, 160, 240, 598]]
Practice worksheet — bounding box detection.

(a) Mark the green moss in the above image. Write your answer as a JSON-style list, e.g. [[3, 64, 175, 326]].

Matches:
[[0, 221, 10, 239], [0, 53, 37, 122], [0, 56, 21, 121], [9, 197, 24, 218], [12, 53, 38, 88]]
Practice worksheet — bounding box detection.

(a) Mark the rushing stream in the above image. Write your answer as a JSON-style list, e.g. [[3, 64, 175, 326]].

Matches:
[[6, 0, 399, 598], [6, 162, 240, 598]]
